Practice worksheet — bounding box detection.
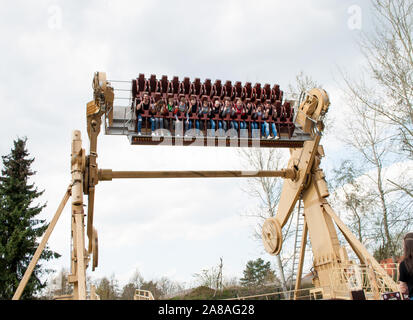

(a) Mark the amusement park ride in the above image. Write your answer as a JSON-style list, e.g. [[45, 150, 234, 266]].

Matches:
[[12, 72, 402, 300]]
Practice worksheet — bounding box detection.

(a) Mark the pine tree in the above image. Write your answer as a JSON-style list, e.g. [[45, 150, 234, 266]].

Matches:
[[0, 138, 60, 299], [240, 258, 276, 288]]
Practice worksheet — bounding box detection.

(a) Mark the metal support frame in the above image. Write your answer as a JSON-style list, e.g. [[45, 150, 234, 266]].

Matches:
[[98, 169, 296, 180], [11, 127, 295, 300], [12, 187, 71, 300], [261, 88, 398, 299], [12, 73, 399, 300]]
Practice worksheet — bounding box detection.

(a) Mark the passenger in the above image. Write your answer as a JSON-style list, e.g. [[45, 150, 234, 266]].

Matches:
[[167, 97, 175, 112], [208, 100, 218, 135], [173, 102, 179, 118], [174, 98, 187, 137], [149, 99, 161, 136], [178, 97, 187, 115], [198, 99, 209, 133], [159, 100, 170, 135], [270, 103, 280, 140], [187, 97, 198, 134], [251, 104, 261, 138], [214, 100, 224, 136], [135, 93, 151, 136], [399, 232, 413, 300], [229, 100, 238, 137], [235, 99, 246, 137], [245, 102, 253, 138], [240, 101, 248, 138], [172, 103, 179, 135], [220, 100, 230, 135], [245, 102, 253, 129], [261, 102, 270, 139], [165, 98, 175, 132]]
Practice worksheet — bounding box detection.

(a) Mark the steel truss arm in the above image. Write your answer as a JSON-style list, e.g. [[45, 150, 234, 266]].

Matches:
[[323, 203, 398, 291], [98, 169, 297, 180]]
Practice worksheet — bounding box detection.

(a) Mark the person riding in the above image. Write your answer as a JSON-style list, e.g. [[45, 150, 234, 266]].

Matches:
[[244, 102, 253, 138], [149, 99, 160, 136], [251, 104, 262, 139], [261, 102, 270, 139], [174, 97, 187, 137], [399, 232, 413, 300], [236, 98, 247, 137], [198, 99, 209, 133], [135, 93, 151, 136], [167, 97, 174, 112], [229, 100, 238, 137], [215, 100, 224, 136], [208, 100, 218, 135], [166, 97, 175, 131], [220, 99, 231, 135], [158, 100, 169, 135], [187, 97, 198, 134], [270, 103, 279, 140]]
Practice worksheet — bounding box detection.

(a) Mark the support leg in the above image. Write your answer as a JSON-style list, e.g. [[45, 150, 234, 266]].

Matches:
[[69, 130, 88, 300], [294, 221, 308, 300], [12, 186, 71, 300], [323, 203, 398, 292], [74, 213, 87, 299]]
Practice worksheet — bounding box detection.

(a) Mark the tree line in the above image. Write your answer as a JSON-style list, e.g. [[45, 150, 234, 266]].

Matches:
[[39, 257, 280, 300]]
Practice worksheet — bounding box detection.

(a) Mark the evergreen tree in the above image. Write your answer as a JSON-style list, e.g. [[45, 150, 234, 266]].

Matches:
[[0, 138, 60, 299], [240, 258, 276, 288]]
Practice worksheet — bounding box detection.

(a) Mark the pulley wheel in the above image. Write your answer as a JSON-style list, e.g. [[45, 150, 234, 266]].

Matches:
[[262, 218, 283, 255]]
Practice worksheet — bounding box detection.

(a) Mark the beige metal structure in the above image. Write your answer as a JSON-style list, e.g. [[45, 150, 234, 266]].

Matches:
[[134, 289, 155, 300], [226, 264, 402, 300], [261, 89, 399, 299], [12, 72, 398, 300]]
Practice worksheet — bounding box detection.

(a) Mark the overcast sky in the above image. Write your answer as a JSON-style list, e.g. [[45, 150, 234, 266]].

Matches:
[[0, 0, 388, 289]]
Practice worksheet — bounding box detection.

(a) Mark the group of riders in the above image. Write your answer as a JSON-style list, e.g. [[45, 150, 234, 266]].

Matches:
[[135, 93, 280, 139]]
